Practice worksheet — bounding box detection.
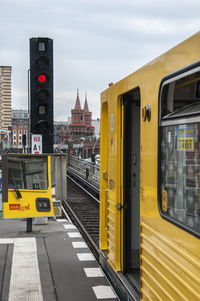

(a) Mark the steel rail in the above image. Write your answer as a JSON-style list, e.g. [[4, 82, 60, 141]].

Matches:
[[67, 172, 99, 203], [62, 200, 99, 260], [67, 166, 99, 195]]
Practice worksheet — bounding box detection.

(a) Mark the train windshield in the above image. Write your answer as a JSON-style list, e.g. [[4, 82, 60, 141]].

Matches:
[[8, 156, 48, 190], [160, 68, 200, 236]]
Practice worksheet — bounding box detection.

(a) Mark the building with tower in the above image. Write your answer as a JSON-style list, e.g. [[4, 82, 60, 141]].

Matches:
[[68, 90, 94, 138], [57, 90, 99, 159]]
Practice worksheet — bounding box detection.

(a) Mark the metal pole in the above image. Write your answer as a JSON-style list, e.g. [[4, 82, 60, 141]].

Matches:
[[25, 75, 33, 232], [27, 218, 32, 233], [28, 69, 31, 152]]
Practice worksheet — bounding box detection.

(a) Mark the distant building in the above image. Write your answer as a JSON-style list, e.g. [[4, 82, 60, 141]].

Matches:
[[11, 109, 30, 151], [68, 90, 94, 138], [0, 66, 12, 130], [0, 129, 12, 152], [57, 90, 100, 158], [0, 66, 12, 151], [54, 121, 69, 145]]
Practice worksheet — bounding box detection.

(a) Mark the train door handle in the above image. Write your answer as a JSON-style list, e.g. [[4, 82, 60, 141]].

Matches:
[[105, 189, 108, 230]]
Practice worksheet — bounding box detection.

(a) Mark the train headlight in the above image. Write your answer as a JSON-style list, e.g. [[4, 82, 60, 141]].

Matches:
[[36, 198, 51, 212]]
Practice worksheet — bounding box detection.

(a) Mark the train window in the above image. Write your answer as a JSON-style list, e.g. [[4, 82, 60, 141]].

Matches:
[[159, 68, 200, 236], [8, 156, 48, 190], [161, 70, 200, 118]]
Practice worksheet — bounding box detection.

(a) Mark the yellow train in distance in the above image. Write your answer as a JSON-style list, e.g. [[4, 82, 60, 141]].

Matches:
[[100, 32, 200, 300], [3, 154, 54, 219]]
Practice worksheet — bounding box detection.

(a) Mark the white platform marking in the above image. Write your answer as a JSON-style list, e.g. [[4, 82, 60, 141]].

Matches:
[[77, 253, 95, 261], [56, 219, 66, 222], [0, 237, 43, 301], [84, 267, 104, 277], [0, 239, 15, 244], [92, 286, 116, 299], [63, 224, 77, 229], [68, 232, 82, 238], [72, 241, 87, 248]]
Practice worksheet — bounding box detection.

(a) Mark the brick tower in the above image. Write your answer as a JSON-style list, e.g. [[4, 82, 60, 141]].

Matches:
[[68, 90, 94, 138]]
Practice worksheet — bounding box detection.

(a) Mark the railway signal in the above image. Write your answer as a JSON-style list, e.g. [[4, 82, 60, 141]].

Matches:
[[30, 37, 54, 153]]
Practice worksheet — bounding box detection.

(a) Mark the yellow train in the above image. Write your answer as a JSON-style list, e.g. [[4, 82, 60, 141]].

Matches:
[[3, 154, 55, 219], [100, 32, 200, 300]]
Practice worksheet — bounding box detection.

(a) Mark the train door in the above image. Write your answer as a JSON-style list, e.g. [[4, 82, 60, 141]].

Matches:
[[123, 89, 140, 292], [100, 102, 109, 250], [100, 99, 122, 271]]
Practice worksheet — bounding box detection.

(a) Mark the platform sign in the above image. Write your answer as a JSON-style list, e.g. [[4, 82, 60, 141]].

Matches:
[[2, 154, 54, 219], [31, 134, 42, 154]]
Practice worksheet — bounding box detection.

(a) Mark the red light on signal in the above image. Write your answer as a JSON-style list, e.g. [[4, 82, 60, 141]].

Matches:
[[38, 74, 46, 83]]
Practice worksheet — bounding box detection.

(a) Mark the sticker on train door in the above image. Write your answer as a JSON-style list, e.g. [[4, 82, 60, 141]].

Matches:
[[176, 126, 194, 151], [177, 137, 194, 151]]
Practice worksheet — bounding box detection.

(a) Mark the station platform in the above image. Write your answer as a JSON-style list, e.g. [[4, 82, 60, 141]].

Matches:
[[0, 216, 118, 301]]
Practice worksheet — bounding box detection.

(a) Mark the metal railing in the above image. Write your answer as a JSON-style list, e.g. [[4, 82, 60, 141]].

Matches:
[[67, 155, 100, 185]]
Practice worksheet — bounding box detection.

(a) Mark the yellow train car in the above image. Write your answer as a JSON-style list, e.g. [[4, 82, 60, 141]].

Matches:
[[100, 32, 200, 300], [3, 154, 55, 219]]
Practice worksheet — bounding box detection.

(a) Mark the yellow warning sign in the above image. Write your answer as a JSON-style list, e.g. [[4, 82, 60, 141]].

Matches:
[[177, 137, 194, 151]]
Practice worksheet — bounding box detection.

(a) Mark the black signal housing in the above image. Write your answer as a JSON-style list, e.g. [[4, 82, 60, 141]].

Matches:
[[30, 37, 53, 153]]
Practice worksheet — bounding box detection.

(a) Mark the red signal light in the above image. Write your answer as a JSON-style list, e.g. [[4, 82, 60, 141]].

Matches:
[[37, 74, 46, 83]]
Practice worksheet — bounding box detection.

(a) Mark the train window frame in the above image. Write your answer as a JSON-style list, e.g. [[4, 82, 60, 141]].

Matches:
[[158, 61, 200, 238]]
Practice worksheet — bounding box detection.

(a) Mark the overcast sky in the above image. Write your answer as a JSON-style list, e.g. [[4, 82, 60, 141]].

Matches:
[[1, 0, 200, 121]]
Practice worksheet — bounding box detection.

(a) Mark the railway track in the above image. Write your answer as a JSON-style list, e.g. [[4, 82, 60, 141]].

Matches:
[[62, 170, 100, 260], [67, 166, 99, 199]]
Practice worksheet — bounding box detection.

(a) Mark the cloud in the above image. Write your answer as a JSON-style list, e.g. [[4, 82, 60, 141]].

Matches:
[[12, 89, 28, 109], [1, 0, 200, 122], [54, 89, 100, 121]]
